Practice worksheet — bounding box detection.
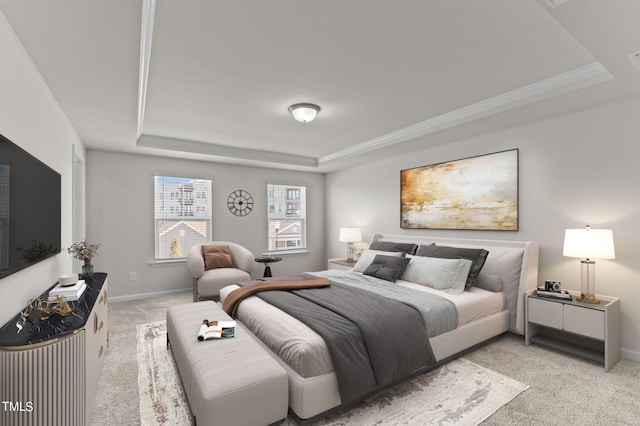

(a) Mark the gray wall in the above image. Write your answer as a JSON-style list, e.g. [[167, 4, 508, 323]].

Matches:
[[325, 98, 640, 359], [86, 151, 325, 299], [2, 4, 638, 361]]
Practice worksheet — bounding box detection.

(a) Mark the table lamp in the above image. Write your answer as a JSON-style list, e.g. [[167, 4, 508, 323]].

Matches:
[[339, 227, 362, 262], [562, 225, 615, 303]]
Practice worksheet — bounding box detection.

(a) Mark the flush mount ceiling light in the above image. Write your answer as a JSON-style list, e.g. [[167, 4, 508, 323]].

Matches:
[[288, 103, 321, 123]]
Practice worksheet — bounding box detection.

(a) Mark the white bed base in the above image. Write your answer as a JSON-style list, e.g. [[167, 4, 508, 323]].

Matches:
[[253, 235, 539, 421], [266, 310, 512, 421]]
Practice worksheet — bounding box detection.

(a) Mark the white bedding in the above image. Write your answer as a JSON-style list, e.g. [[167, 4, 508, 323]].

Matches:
[[219, 276, 504, 378], [395, 279, 505, 326], [221, 236, 539, 421]]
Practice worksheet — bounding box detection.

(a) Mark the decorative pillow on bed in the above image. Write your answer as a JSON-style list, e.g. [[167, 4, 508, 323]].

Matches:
[[202, 245, 234, 270], [368, 241, 419, 255], [415, 244, 489, 289], [352, 249, 404, 273], [400, 255, 472, 294], [362, 255, 411, 282], [474, 274, 503, 292]]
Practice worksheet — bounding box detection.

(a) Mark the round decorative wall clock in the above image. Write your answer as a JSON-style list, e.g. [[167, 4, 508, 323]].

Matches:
[[227, 189, 254, 216]]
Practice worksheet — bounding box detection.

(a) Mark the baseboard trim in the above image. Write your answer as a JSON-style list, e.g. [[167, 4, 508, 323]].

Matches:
[[109, 288, 191, 303], [621, 347, 640, 362]]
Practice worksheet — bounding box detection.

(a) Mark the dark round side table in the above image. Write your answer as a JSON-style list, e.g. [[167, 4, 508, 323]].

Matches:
[[254, 256, 283, 278]]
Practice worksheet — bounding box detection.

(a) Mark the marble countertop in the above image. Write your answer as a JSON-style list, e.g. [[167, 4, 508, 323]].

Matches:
[[0, 272, 107, 348]]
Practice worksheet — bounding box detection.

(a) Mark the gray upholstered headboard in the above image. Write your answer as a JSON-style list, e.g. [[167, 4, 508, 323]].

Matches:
[[371, 234, 539, 335]]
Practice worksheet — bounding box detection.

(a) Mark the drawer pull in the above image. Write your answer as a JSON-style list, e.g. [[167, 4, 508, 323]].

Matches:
[[94, 313, 98, 334], [99, 345, 104, 357]]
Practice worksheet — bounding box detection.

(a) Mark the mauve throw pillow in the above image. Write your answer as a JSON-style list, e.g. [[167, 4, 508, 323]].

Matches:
[[203, 245, 233, 270], [415, 244, 489, 288], [363, 254, 411, 282]]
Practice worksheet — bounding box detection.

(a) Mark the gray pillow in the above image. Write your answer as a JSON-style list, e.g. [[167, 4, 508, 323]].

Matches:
[[415, 244, 489, 289], [474, 274, 503, 292], [368, 241, 418, 255], [352, 249, 404, 273], [363, 255, 411, 282], [401, 255, 472, 295]]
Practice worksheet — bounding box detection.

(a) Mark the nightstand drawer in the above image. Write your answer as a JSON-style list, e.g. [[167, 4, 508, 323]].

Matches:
[[327, 259, 356, 271], [564, 305, 604, 340], [528, 297, 563, 329]]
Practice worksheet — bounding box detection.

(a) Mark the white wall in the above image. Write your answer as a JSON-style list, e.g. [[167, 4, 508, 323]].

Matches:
[[325, 98, 640, 359], [86, 151, 325, 299], [0, 11, 83, 326]]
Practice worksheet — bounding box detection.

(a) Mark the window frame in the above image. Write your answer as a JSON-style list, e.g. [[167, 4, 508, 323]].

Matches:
[[267, 182, 307, 253], [153, 174, 212, 261]]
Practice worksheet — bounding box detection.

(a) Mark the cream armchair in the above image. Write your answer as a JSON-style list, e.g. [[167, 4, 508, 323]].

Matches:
[[187, 241, 255, 302]]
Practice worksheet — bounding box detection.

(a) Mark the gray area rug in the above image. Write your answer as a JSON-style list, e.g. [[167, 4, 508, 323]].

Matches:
[[137, 320, 528, 425]]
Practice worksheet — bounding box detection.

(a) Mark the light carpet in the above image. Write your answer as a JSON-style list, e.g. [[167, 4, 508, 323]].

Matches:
[[137, 320, 529, 425]]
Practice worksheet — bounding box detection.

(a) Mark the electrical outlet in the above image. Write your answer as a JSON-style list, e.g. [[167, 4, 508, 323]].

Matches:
[[130, 272, 137, 281]]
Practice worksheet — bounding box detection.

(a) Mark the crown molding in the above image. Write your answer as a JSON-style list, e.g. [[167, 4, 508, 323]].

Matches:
[[137, 0, 155, 139], [318, 62, 612, 165], [137, 134, 318, 167]]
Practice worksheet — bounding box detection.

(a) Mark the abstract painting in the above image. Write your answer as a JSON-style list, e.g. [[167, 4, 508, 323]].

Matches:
[[401, 149, 518, 230]]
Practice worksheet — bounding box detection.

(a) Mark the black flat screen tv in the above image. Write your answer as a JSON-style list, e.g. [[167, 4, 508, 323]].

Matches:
[[0, 133, 61, 279]]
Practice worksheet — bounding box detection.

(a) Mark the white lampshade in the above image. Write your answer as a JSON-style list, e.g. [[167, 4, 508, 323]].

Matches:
[[288, 103, 320, 123], [339, 227, 362, 243], [563, 226, 615, 304], [563, 228, 615, 260]]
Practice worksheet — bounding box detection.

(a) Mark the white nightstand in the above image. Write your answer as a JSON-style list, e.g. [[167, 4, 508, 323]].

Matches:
[[525, 290, 621, 371], [327, 258, 357, 271]]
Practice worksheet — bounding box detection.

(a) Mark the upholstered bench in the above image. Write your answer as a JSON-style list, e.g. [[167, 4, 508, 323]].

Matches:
[[166, 301, 288, 426]]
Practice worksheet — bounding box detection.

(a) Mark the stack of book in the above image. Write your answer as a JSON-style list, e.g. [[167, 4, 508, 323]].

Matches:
[[536, 288, 572, 301], [49, 279, 87, 302]]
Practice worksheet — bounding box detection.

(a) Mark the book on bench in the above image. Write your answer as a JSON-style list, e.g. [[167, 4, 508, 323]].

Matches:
[[197, 320, 236, 341]]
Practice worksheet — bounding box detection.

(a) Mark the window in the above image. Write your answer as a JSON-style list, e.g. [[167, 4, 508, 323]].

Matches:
[[154, 175, 212, 260], [267, 183, 306, 251]]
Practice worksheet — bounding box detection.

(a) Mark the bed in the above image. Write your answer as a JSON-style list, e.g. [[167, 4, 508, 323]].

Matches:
[[219, 234, 539, 422]]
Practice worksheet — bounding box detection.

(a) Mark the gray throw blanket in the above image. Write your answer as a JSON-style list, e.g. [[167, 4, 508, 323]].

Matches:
[[312, 269, 458, 337], [248, 280, 435, 406]]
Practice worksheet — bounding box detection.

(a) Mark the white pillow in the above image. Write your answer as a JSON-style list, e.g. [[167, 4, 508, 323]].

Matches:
[[352, 249, 404, 273], [401, 255, 472, 295]]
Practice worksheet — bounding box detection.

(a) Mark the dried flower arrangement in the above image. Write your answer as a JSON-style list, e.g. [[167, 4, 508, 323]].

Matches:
[[67, 240, 101, 261]]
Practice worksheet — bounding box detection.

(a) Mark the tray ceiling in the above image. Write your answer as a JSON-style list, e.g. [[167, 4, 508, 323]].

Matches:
[[1, 0, 639, 171]]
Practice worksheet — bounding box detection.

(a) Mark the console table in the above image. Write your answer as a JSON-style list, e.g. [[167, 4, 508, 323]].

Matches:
[[0, 273, 108, 425]]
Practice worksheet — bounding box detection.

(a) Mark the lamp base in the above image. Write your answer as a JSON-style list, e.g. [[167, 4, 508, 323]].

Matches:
[[346, 241, 358, 264], [577, 293, 600, 304], [579, 259, 600, 304]]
